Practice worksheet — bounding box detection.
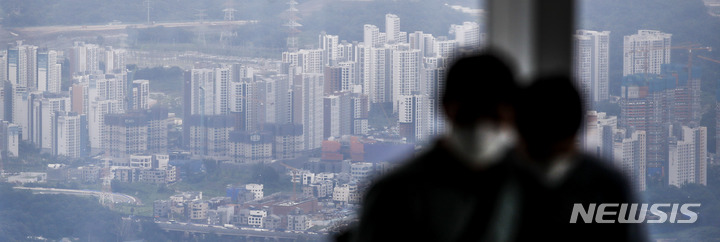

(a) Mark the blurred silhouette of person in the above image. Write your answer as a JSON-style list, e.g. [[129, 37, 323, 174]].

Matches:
[[513, 76, 647, 242], [344, 52, 524, 242]]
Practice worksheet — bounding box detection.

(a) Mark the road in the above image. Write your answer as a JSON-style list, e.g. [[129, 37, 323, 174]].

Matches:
[[13, 186, 139, 204], [157, 222, 326, 241]]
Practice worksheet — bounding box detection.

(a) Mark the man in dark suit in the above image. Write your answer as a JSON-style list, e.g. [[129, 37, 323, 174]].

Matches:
[[513, 77, 647, 242]]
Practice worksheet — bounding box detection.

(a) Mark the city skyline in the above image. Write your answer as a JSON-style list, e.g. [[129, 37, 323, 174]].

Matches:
[[1, 1, 719, 240]]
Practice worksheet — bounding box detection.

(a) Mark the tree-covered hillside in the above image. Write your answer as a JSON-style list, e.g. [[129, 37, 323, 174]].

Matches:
[[0, 183, 169, 241]]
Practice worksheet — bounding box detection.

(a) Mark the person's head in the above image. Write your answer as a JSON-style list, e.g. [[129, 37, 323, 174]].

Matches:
[[441, 52, 519, 164], [515, 76, 584, 163], [442, 52, 517, 128]]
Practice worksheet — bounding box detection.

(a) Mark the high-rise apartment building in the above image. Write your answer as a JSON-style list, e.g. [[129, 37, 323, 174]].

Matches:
[[69, 42, 102, 75], [189, 68, 215, 116], [34, 94, 70, 150], [229, 80, 257, 131], [338, 61, 357, 92], [391, 47, 421, 112], [623, 30, 672, 76], [52, 111, 82, 158], [103, 109, 169, 159], [364, 25, 382, 48], [131, 80, 150, 110], [37, 50, 62, 93], [0, 120, 19, 159], [424, 64, 447, 137], [186, 115, 234, 159], [323, 92, 362, 139], [350, 93, 369, 136], [214, 68, 231, 115], [450, 22, 481, 49], [612, 129, 647, 191], [104, 47, 126, 74], [574, 30, 610, 108], [398, 94, 430, 143], [668, 125, 707, 187], [227, 131, 273, 164], [88, 99, 122, 149], [295, 73, 324, 150], [434, 38, 458, 61], [409, 31, 436, 58], [324, 95, 343, 139], [364, 46, 391, 104], [0, 51, 7, 87], [319, 33, 339, 66], [270, 123, 304, 160], [19, 43, 37, 89], [385, 14, 401, 44], [6, 42, 38, 90], [11, 85, 30, 141], [324, 66, 343, 95]]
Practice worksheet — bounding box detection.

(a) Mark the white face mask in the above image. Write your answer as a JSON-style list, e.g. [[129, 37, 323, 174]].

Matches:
[[447, 123, 517, 166]]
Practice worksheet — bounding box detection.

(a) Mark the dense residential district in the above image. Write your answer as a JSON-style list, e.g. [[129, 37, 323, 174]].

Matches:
[[1, 11, 719, 240]]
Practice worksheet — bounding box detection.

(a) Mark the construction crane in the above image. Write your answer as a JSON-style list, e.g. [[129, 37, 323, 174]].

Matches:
[[626, 44, 711, 78], [698, 55, 720, 65], [681, 45, 712, 80], [276, 160, 302, 200]]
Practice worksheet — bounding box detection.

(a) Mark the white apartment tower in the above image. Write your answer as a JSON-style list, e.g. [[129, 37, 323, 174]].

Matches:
[[434, 38, 458, 61], [132, 80, 150, 110], [574, 30, 610, 107], [392, 47, 422, 112], [424, 65, 447, 137], [7, 48, 18, 85], [190, 68, 215, 115], [338, 61, 356, 92], [6, 42, 38, 89], [583, 111, 618, 159], [398, 95, 430, 143], [88, 99, 122, 149], [37, 50, 62, 93], [36, 96, 70, 150], [325, 95, 341, 139], [0, 121, 20, 158], [363, 46, 391, 103], [70, 42, 102, 75], [385, 14, 401, 44], [214, 68, 231, 115], [409, 31, 436, 58], [104, 48, 127, 73], [52, 112, 82, 158], [623, 30, 672, 76], [450, 22, 481, 49], [11, 85, 30, 141], [19, 44, 38, 90], [669, 126, 707, 187], [612, 129, 647, 191], [337, 41, 355, 62], [229, 80, 257, 131], [298, 73, 324, 150], [364, 25, 382, 48], [319, 33, 339, 66], [300, 49, 325, 74], [285, 50, 324, 74]]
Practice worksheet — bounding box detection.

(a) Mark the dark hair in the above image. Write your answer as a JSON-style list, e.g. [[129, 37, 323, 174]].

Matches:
[[442, 52, 517, 125], [515, 76, 584, 154]]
